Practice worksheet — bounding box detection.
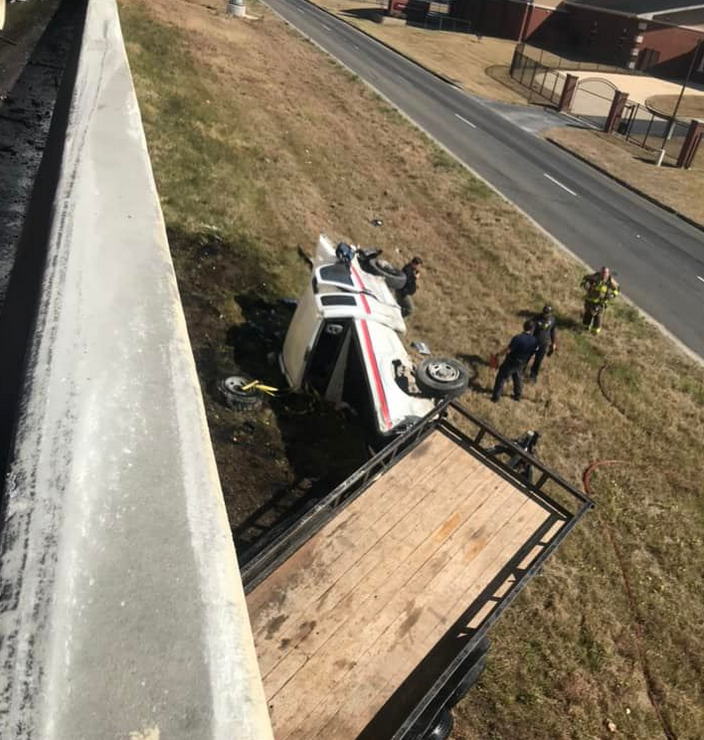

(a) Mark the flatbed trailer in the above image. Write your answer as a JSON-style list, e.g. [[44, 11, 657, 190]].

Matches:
[[241, 401, 593, 740]]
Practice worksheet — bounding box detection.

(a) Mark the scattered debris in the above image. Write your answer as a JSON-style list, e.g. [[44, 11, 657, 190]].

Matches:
[[371, 218, 383, 227], [411, 341, 431, 355], [216, 375, 265, 411], [606, 719, 617, 733]]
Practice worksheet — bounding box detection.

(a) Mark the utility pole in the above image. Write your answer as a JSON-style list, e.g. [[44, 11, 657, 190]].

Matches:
[[667, 40, 704, 137]]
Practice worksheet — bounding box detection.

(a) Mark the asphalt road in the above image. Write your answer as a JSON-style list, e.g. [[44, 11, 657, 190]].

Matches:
[[264, 0, 704, 359]]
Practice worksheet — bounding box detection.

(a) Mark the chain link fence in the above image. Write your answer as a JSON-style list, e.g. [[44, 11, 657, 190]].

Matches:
[[510, 45, 567, 107], [511, 44, 698, 165], [618, 101, 690, 160]]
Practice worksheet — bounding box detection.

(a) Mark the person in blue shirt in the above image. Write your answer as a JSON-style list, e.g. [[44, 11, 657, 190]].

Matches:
[[492, 320, 539, 403]]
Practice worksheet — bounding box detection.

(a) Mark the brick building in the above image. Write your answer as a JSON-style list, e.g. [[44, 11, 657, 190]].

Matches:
[[451, 0, 704, 81]]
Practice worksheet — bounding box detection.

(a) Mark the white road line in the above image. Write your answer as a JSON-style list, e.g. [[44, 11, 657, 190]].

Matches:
[[697, 275, 704, 284], [296, 7, 305, 12], [455, 113, 477, 129], [321, 23, 331, 30], [353, 44, 360, 50], [543, 173, 578, 197]]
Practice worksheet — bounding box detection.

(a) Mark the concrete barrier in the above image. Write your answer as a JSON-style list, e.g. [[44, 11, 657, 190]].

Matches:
[[0, 1, 273, 738]]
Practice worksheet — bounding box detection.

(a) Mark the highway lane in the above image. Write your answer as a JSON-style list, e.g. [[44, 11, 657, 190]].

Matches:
[[264, 0, 704, 358]]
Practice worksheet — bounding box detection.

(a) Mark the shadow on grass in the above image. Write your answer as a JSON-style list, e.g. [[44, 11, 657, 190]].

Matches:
[[340, 7, 381, 20], [225, 295, 369, 557], [485, 64, 558, 109], [456, 353, 493, 395], [635, 154, 678, 168], [167, 225, 369, 557], [517, 308, 582, 331]]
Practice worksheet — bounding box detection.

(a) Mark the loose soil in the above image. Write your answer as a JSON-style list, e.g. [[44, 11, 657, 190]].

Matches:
[[119, 1, 704, 739], [545, 127, 704, 228]]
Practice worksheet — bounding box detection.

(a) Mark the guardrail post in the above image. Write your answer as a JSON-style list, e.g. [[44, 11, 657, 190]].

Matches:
[[604, 90, 629, 133], [557, 74, 578, 112], [676, 118, 704, 169]]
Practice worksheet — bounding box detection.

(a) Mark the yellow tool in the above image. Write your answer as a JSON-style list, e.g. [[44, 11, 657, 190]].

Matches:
[[241, 379, 279, 396]]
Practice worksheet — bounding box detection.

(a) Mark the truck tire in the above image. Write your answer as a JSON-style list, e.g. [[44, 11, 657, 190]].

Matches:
[[423, 710, 453, 740], [217, 375, 264, 411], [415, 357, 469, 398], [362, 256, 407, 291]]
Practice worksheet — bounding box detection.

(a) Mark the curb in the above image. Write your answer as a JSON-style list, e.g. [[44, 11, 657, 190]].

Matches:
[[261, 0, 704, 367], [300, 0, 464, 90], [546, 137, 704, 235]]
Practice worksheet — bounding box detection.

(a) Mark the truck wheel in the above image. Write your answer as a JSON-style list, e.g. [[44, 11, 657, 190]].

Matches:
[[415, 357, 469, 398], [423, 710, 453, 740], [217, 375, 264, 411], [363, 256, 407, 291]]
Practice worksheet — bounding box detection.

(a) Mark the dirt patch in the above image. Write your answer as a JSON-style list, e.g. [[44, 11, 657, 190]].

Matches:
[[168, 225, 368, 554], [119, 1, 704, 738], [545, 127, 704, 228], [647, 93, 704, 119]]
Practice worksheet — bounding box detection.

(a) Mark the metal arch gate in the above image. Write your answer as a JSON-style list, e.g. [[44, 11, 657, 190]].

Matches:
[[568, 77, 619, 129]]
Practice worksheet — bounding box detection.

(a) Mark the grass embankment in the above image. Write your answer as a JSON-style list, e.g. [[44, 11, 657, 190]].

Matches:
[[546, 127, 704, 227], [119, 1, 704, 738]]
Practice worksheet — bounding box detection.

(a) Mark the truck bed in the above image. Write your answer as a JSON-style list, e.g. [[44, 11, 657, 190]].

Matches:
[[246, 426, 568, 740]]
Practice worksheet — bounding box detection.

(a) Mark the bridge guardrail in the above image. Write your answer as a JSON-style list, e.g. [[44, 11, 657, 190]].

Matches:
[[0, 1, 273, 738]]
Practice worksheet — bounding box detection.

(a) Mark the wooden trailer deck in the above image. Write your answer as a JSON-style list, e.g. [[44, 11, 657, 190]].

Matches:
[[246, 427, 567, 740]]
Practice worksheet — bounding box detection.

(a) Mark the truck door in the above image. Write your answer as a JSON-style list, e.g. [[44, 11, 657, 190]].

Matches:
[[281, 282, 321, 389], [307, 319, 352, 398]]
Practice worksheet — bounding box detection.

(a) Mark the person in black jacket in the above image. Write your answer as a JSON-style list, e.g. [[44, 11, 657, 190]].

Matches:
[[529, 305, 557, 383], [492, 320, 539, 403], [396, 257, 422, 317]]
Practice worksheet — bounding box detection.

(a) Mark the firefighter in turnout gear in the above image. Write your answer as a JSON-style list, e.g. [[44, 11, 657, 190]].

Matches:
[[581, 266, 619, 334], [529, 305, 557, 383]]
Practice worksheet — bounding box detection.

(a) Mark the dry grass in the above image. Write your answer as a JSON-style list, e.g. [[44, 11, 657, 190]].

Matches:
[[647, 93, 704, 119], [545, 127, 704, 227], [119, 1, 704, 739], [305, 0, 523, 102]]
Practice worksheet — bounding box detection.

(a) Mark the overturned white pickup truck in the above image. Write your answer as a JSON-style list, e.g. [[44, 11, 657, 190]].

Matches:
[[280, 235, 470, 440]]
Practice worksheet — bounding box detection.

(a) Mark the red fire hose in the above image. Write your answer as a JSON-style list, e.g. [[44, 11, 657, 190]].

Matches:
[[583, 461, 677, 740]]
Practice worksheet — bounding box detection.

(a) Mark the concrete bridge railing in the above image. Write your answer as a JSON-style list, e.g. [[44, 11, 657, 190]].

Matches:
[[0, 1, 273, 738]]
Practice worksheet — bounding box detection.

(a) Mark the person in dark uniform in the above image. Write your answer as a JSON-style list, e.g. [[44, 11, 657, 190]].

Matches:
[[396, 257, 422, 318], [492, 320, 539, 403], [529, 305, 557, 383]]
